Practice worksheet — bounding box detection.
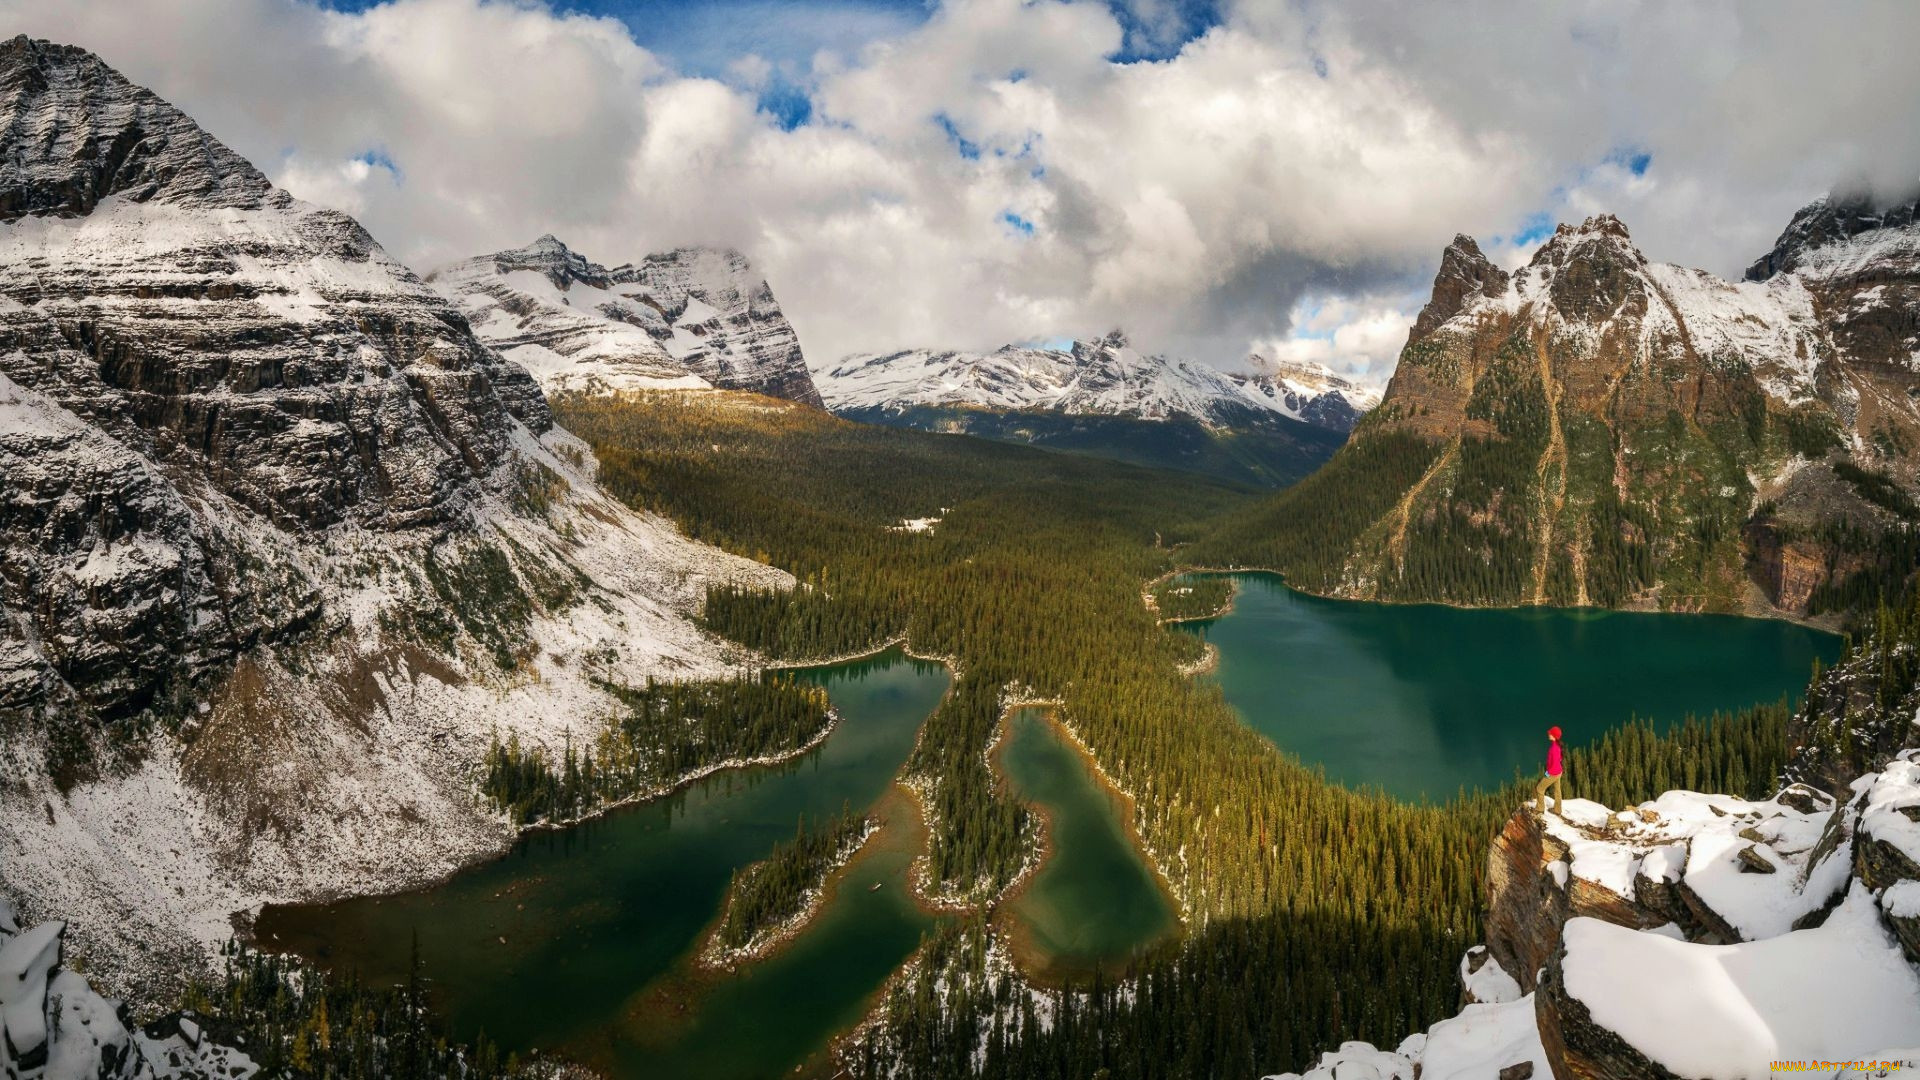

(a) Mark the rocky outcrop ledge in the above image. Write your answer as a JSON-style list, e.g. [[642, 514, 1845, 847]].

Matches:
[[0, 898, 256, 1079], [1273, 752, 1920, 1080]]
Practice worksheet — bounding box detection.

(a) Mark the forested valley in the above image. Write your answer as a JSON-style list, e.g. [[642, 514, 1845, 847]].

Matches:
[[543, 389, 1819, 1076]]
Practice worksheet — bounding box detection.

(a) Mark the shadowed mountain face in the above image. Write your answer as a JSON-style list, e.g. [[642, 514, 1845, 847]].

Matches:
[[431, 234, 823, 406], [0, 36, 792, 991], [1200, 205, 1920, 615], [0, 35, 575, 720]]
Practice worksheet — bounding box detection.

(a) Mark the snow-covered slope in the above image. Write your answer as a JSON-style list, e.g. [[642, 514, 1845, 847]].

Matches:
[[817, 330, 1379, 433], [815, 344, 1075, 412], [0, 35, 790, 998], [1229, 354, 1384, 432], [430, 235, 822, 405]]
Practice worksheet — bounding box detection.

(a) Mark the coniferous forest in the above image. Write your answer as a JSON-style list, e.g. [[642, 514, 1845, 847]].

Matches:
[[184, 942, 547, 1080], [543, 390, 1816, 1076], [713, 804, 871, 954], [480, 674, 833, 824], [1148, 574, 1236, 622]]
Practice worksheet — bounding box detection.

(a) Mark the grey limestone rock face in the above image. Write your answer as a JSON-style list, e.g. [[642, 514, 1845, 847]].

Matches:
[[431, 234, 824, 405], [0, 35, 273, 220], [0, 35, 551, 721]]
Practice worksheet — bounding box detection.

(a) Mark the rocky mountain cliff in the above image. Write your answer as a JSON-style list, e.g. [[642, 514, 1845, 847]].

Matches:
[[429, 234, 822, 406], [0, 36, 788, 997], [818, 329, 1378, 433], [0, 33, 552, 724], [1211, 203, 1920, 617]]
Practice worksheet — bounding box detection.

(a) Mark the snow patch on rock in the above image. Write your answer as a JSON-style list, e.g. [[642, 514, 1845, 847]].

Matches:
[[1563, 885, 1920, 1077]]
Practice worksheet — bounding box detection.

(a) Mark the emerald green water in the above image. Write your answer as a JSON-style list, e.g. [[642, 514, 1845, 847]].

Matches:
[[1180, 573, 1840, 801], [254, 649, 948, 1079], [998, 708, 1177, 978]]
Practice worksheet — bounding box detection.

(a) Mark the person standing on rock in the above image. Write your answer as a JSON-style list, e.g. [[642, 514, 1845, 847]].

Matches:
[[1534, 726, 1565, 816]]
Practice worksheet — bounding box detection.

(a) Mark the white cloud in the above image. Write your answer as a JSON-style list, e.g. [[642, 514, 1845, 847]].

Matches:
[[5, 0, 1917, 388], [1253, 294, 1425, 386]]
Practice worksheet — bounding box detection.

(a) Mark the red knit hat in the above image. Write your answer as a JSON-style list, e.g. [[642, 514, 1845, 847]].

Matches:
[[1548, 726, 1562, 740]]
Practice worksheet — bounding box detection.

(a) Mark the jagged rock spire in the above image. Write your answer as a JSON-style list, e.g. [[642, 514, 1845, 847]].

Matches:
[[484, 233, 612, 290], [1408, 234, 1509, 344]]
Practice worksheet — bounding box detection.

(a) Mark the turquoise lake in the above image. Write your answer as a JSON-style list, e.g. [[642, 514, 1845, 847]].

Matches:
[[1178, 573, 1840, 800]]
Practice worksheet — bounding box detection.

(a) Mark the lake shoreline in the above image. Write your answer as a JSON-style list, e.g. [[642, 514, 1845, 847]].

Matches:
[[248, 641, 959, 938], [694, 778, 942, 973], [694, 818, 881, 972], [258, 647, 958, 1080], [989, 704, 1185, 988], [1142, 568, 1240, 624], [240, 699, 854, 948], [1169, 565, 1847, 633]]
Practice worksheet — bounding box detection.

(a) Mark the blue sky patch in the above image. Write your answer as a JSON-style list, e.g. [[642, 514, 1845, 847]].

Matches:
[[318, 1, 1227, 84], [1107, 0, 1224, 62], [1000, 210, 1037, 237], [758, 82, 813, 131], [1512, 211, 1555, 247], [1606, 146, 1653, 177], [355, 148, 401, 180], [935, 113, 981, 160], [318, 0, 932, 79]]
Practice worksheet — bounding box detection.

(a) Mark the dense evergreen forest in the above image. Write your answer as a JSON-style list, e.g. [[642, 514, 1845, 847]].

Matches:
[[839, 402, 1345, 489], [480, 674, 832, 824], [556, 390, 1254, 903], [1789, 588, 1920, 787], [1184, 428, 1446, 588], [712, 804, 871, 954], [544, 390, 1822, 1076], [1561, 704, 1790, 809], [181, 942, 548, 1079], [857, 705, 1796, 1077]]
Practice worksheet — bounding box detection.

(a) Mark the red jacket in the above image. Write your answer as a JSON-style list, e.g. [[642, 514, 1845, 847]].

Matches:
[[1547, 741, 1563, 777]]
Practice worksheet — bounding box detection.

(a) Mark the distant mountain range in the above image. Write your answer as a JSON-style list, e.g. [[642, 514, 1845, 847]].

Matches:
[[432, 232, 1377, 489], [432, 232, 1380, 487], [1200, 201, 1920, 616], [815, 331, 1377, 487], [430, 234, 822, 406], [819, 331, 1379, 432]]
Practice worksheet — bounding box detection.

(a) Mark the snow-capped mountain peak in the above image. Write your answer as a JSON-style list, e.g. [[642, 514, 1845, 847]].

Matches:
[[1232, 354, 1383, 431], [431, 236, 823, 405]]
